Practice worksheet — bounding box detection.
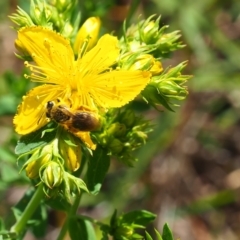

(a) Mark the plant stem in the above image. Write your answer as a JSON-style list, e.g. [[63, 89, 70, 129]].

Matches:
[[57, 192, 83, 240], [125, 0, 141, 27], [57, 155, 87, 240], [11, 183, 44, 234]]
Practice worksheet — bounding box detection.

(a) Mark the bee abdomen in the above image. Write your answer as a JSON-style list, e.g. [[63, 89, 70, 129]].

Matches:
[[72, 112, 99, 131]]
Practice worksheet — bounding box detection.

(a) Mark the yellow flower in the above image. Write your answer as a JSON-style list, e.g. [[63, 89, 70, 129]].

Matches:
[[14, 26, 150, 149]]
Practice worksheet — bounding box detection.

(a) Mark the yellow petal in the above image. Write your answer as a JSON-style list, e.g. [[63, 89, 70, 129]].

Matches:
[[17, 26, 74, 83], [83, 70, 151, 108], [77, 34, 119, 77], [14, 85, 63, 135], [73, 132, 96, 150]]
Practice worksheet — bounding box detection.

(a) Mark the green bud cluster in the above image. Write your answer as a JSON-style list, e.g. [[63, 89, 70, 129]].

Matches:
[[9, 0, 80, 39], [93, 108, 152, 166], [117, 15, 191, 111], [142, 61, 191, 111], [108, 210, 156, 240], [121, 15, 185, 58], [19, 131, 88, 200], [41, 165, 88, 200]]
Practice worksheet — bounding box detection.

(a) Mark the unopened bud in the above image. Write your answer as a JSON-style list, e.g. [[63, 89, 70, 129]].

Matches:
[[107, 123, 126, 137], [74, 17, 101, 54], [133, 131, 148, 143], [141, 19, 160, 43], [129, 54, 154, 71], [15, 39, 30, 57], [59, 133, 82, 172], [150, 60, 163, 75], [119, 109, 136, 128], [115, 226, 133, 238], [26, 153, 51, 179], [25, 144, 53, 179], [109, 138, 124, 154], [158, 81, 188, 99], [42, 162, 63, 189]]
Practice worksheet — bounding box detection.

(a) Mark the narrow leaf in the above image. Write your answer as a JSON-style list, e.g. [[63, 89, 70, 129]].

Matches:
[[68, 217, 97, 240], [121, 210, 156, 226], [86, 146, 110, 194], [145, 231, 153, 240], [15, 122, 57, 155], [155, 229, 163, 240], [162, 223, 174, 240]]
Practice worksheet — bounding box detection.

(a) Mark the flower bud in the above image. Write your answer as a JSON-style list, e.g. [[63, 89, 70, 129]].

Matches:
[[107, 123, 126, 137], [15, 39, 31, 57], [119, 109, 136, 128], [150, 60, 163, 75], [26, 153, 50, 179], [129, 54, 154, 71], [54, 0, 75, 12], [109, 138, 124, 154], [141, 19, 160, 44], [59, 132, 82, 172], [141, 82, 162, 107], [25, 144, 53, 179], [42, 162, 63, 189], [132, 131, 148, 144], [158, 81, 188, 99], [114, 226, 133, 239], [73, 17, 101, 54]]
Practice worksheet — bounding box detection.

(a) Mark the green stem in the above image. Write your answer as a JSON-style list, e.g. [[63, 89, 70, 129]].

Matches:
[[125, 0, 141, 27], [11, 183, 44, 234], [77, 215, 107, 228], [118, 0, 140, 37], [57, 155, 87, 240], [57, 192, 83, 240]]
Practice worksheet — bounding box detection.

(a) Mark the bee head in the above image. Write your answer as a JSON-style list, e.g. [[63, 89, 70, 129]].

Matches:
[[47, 101, 55, 110]]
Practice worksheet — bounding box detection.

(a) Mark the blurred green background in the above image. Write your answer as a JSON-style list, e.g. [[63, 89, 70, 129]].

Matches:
[[1, 0, 240, 239]]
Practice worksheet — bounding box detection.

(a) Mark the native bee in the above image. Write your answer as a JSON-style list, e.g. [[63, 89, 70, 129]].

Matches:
[[46, 99, 100, 132]]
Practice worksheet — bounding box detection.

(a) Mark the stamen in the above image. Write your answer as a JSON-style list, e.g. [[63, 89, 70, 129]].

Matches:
[[24, 74, 30, 79]]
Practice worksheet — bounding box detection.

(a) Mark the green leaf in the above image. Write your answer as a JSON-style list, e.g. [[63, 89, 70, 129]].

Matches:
[[0, 164, 19, 182], [162, 223, 174, 240], [0, 147, 16, 163], [145, 231, 153, 240], [15, 122, 57, 155], [155, 229, 163, 240], [120, 210, 156, 226], [46, 196, 72, 212], [145, 228, 165, 240], [110, 209, 118, 228], [30, 204, 48, 238], [0, 95, 18, 115], [0, 218, 6, 232], [68, 217, 97, 240], [100, 224, 111, 240], [0, 231, 18, 240], [86, 146, 110, 194]]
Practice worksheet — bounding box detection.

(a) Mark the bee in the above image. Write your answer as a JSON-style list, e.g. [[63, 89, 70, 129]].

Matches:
[[46, 99, 100, 132]]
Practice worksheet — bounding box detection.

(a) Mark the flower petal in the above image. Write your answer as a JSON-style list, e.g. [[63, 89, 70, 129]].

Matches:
[[73, 132, 96, 150], [82, 70, 151, 108], [14, 85, 63, 134], [76, 34, 119, 77], [17, 26, 74, 84]]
